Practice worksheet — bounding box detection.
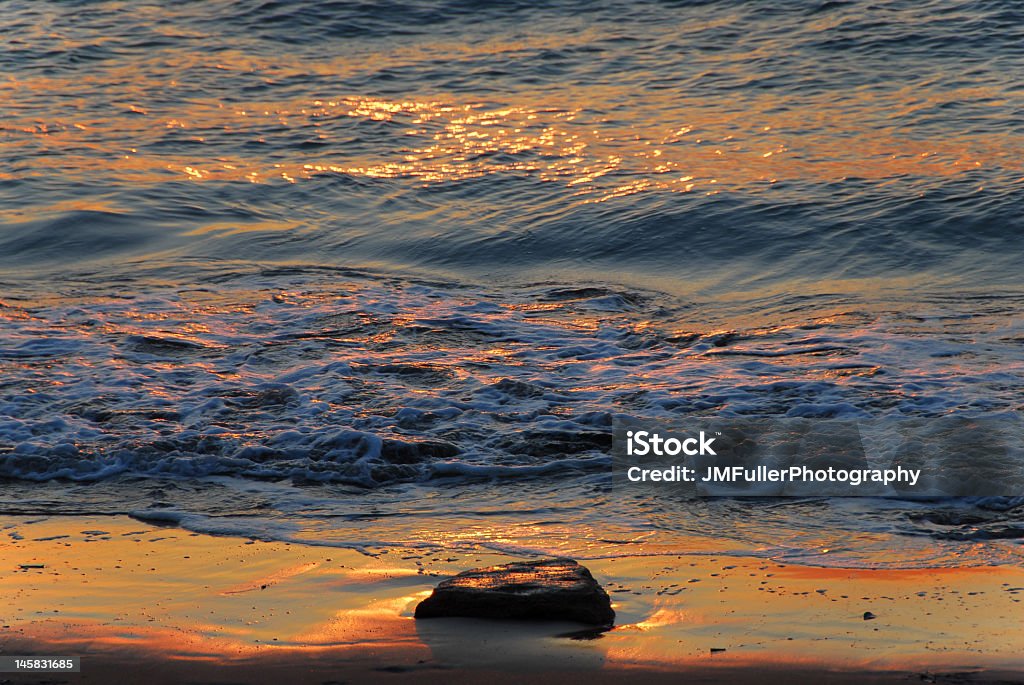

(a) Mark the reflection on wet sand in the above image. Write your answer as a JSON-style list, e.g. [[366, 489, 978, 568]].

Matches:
[[2, 516, 1022, 680]]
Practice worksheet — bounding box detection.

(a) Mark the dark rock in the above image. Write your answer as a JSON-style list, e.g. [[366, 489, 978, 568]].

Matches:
[[863, 611, 876, 620], [415, 558, 615, 626], [491, 378, 546, 398], [497, 430, 612, 458], [126, 334, 206, 355], [381, 438, 459, 464]]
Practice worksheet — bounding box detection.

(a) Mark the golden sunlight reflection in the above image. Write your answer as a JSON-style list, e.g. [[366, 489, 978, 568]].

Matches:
[[219, 562, 321, 595], [3, 70, 1015, 207], [617, 607, 694, 632], [287, 593, 427, 647], [407, 519, 658, 558]]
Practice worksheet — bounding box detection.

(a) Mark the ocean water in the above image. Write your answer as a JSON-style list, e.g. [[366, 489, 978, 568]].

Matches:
[[1, 0, 1023, 569]]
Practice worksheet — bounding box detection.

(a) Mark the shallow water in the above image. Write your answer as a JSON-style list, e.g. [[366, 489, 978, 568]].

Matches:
[[1, 0, 1023, 568]]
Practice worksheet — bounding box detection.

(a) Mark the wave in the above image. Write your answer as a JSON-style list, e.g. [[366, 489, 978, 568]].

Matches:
[[2, 269, 1022, 487]]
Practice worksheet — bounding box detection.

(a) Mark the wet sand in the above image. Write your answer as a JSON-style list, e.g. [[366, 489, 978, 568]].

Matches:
[[1, 515, 1022, 684]]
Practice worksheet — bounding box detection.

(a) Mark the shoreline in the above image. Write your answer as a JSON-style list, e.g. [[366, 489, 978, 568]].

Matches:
[[2, 515, 1022, 683]]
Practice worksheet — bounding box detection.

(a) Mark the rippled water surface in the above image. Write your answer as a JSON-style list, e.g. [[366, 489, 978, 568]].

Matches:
[[2, 0, 1023, 568]]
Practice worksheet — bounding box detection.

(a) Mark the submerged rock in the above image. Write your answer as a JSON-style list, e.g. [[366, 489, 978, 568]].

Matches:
[[415, 558, 615, 626]]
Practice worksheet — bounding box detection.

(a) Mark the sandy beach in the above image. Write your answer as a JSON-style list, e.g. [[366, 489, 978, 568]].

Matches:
[[2, 515, 1021, 684]]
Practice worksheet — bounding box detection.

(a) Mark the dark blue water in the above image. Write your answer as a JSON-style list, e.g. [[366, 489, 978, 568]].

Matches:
[[1, 0, 1023, 568]]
